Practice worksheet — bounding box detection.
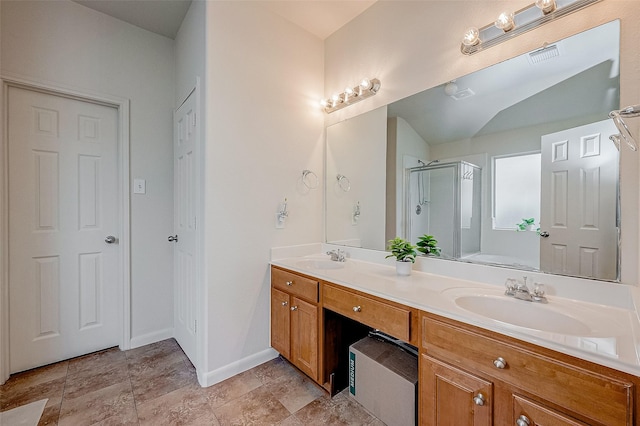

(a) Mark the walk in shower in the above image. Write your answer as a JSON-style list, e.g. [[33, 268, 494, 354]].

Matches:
[[406, 161, 481, 258]]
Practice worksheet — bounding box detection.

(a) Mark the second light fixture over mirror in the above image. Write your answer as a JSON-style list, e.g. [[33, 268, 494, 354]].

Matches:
[[461, 0, 601, 55]]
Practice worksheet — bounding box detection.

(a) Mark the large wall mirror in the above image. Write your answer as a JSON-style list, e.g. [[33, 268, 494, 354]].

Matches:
[[326, 20, 621, 281]]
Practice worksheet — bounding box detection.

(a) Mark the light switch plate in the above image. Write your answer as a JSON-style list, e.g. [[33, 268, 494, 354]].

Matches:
[[133, 179, 146, 194]]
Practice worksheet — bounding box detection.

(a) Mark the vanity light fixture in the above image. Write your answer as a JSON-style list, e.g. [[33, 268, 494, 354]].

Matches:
[[320, 78, 381, 113], [461, 0, 600, 55]]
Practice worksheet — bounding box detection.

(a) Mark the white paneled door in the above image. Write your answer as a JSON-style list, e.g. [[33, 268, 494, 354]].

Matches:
[[540, 119, 619, 280], [8, 87, 120, 373], [173, 90, 198, 365]]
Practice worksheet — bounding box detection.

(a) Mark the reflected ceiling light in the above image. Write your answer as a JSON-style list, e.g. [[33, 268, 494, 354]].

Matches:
[[461, 0, 601, 55], [321, 78, 381, 113], [444, 81, 458, 96]]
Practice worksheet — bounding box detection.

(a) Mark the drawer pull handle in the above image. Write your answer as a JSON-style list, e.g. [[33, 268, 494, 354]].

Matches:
[[286, 281, 293, 286], [516, 415, 530, 426], [473, 393, 485, 406], [281, 301, 288, 307], [290, 306, 298, 311], [353, 306, 362, 312], [493, 357, 507, 369]]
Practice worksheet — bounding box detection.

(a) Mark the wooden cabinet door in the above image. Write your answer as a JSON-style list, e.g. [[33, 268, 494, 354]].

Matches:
[[511, 395, 589, 426], [291, 296, 318, 381], [271, 288, 290, 359], [421, 354, 492, 426]]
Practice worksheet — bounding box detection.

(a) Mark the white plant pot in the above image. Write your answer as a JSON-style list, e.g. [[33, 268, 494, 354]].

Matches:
[[396, 261, 413, 276], [526, 225, 536, 231]]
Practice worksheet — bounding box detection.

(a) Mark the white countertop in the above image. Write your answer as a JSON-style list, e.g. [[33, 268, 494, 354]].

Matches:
[[271, 251, 640, 377]]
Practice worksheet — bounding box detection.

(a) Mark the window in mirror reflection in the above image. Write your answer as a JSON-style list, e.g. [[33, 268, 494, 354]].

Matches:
[[493, 153, 541, 230]]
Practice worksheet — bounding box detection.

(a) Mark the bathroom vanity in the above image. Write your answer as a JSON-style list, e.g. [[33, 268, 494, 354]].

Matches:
[[270, 256, 640, 425]]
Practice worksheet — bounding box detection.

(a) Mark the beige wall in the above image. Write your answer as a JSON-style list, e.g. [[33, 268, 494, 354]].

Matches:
[[324, 0, 640, 285], [204, 2, 324, 384]]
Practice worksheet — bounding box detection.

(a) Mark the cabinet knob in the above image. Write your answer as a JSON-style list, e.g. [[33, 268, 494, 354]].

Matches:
[[473, 393, 485, 406], [286, 281, 293, 286], [516, 415, 530, 426], [353, 306, 362, 312], [281, 301, 288, 307], [290, 306, 298, 311], [493, 357, 507, 369]]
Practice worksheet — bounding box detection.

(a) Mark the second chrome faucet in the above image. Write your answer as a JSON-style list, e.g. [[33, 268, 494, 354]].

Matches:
[[505, 277, 547, 303], [327, 249, 347, 262]]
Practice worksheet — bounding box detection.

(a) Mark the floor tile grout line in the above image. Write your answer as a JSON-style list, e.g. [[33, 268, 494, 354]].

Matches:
[[53, 361, 71, 425], [125, 348, 142, 424]]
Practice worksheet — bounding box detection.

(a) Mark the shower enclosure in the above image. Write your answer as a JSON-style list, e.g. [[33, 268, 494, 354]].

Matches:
[[406, 161, 481, 258]]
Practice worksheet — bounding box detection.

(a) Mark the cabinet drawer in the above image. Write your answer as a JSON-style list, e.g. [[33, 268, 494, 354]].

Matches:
[[272, 267, 318, 303], [422, 315, 633, 426], [323, 284, 411, 341]]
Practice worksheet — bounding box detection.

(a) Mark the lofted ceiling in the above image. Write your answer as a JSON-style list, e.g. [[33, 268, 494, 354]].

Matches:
[[71, 0, 376, 40]]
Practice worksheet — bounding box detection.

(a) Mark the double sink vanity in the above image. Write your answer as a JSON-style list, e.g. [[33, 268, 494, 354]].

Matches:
[[270, 248, 640, 425]]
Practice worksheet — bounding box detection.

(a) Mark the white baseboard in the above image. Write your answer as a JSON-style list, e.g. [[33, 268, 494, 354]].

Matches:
[[128, 328, 174, 350], [198, 348, 279, 387]]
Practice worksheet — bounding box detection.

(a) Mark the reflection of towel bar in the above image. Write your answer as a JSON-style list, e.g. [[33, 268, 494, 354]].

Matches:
[[609, 104, 640, 151], [336, 174, 351, 192]]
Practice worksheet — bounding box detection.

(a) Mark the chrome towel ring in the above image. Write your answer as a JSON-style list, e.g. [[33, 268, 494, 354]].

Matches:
[[301, 169, 318, 190]]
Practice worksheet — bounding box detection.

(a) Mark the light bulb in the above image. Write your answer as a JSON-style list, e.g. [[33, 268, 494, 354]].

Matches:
[[344, 87, 354, 102], [319, 99, 328, 108], [331, 94, 342, 107], [462, 27, 480, 47], [360, 79, 371, 90], [535, 0, 556, 14], [495, 11, 515, 32]]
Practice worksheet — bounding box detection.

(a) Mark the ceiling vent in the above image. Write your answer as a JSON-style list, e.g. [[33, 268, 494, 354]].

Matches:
[[528, 44, 560, 64], [450, 88, 475, 101]]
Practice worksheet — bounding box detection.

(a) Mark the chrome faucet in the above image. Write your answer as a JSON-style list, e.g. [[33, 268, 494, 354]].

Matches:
[[504, 277, 547, 303], [326, 249, 346, 262]]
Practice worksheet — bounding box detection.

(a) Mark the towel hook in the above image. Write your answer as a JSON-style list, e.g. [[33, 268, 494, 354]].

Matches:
[[336, 174, 351, 192]]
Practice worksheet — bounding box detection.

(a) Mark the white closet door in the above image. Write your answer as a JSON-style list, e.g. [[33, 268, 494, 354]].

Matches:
[[173, 90, 198, 365], [8, 87, 120, 373]]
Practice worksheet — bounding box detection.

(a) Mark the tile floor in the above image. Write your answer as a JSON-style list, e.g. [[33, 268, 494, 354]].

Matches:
[[0, 338, 385, 425]]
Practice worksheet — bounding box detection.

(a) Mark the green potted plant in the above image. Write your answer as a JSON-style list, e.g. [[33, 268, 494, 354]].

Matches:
[[516, 218, 536, 232], [416, 234, 441, 256], [385, 237, 417, 276]]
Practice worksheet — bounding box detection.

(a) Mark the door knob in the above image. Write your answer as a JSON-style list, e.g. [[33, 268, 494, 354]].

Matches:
[[516, 415, 531, 426], [539, 231, 549, 238], [105, 235, 116, 244], [168, 235, 178, 242]]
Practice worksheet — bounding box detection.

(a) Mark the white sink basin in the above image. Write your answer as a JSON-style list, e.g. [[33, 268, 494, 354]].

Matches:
[[296, 259, 346, 270], [454, 294, 592, 335], [442, 287, 621, 337]]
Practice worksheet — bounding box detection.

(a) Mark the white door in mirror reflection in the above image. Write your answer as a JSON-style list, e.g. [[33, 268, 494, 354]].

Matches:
[[540, 119, 619, 280]]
